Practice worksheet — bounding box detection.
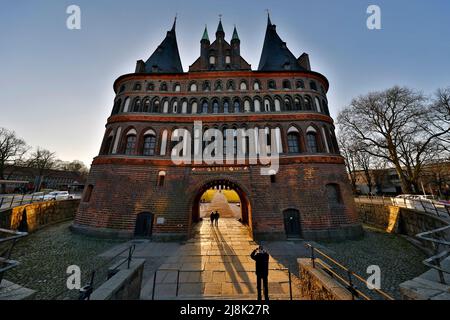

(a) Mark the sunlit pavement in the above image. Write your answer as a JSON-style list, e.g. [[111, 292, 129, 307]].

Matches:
[[137, 218, 307, 300]]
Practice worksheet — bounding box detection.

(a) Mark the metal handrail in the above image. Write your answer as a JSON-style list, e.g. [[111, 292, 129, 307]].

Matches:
[[0, 228, 28, 285], [77, 244, 136, 300], [416, 225, 450, 284], [151, 266, 294, 300], [305, 243, 394, 300]]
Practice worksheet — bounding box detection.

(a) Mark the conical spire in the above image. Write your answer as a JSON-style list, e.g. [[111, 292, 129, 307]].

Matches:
[[216, 16, 225, 38], [144, 18, 183, 73], [232, 25, 240, 41], [201, 25, 210, 42], [258, 15, 304, 71]]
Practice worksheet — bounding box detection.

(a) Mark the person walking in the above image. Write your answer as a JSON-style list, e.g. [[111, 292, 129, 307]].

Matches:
[[250, 245, 270, 301], [214, 210, 220, 227], [210, 211, 215, 226]]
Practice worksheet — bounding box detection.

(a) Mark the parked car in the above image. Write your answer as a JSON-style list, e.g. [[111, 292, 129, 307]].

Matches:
[[43, 191, 73, 201]]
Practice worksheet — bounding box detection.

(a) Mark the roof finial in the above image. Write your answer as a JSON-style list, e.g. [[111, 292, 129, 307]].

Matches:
[[266, 9, 272, 26], [171, 14, 177, 31]]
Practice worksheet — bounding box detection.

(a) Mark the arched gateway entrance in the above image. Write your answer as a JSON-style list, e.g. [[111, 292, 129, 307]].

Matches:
[[191, 179, 252, 237]]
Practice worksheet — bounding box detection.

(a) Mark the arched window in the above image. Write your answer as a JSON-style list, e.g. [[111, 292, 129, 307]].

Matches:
[[203, 81, 211, 92], [287, 131, 300, 153], [119, 85, 125, 93], [212, 100, 219, 114], [173, 83, 181, 92], [233, 100, 241, 113], [143, 130, 157, 156], [143, 98, 151, 113], [209, 56, 216, 65], [112, 99, 122, 115], [162, 101, 169, 113], [133, 83, 142, 91], [310, 81, 317, 91], [253, 81, 261, 91], [225, 55, 231, 64], [202, 101, 209, 113], [294, 98, 302, 111], [306, 127, 318, 153], [102, 132, 114, 155], [273, 98, 281, 112], [268, 80, 276, 90], [296, 80, 305, 89], [122, 97, 131, 113], [125, 130, 137, 155], [322, 100, 330, 115], [191, 101, 198, 114], [240, 81, 248, 91], [254, 99, 261, 112], [147, 82, 155, 91], [157, 171, 166, 187], [132, 98, 141, 112], [160, 82, 168, 91], [304, 96, 313, 110], [181, 101, 188, 114], [214, 81, 223, 91], [153, 100, 160, 113], [172, 101, 178, 114], [315, 97, 322, 112], [223, 101, 230, 114], [244, 100, 251, 112], [326, 184, 341, 205], [226, 80, 235, 91], [189, 82, 198, 92], [264, 99, 271, 112], [282, 80, 291, 90]]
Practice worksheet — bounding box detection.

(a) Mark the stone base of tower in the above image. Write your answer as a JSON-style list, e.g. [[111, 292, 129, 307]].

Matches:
[[73, 156, 363, 242]]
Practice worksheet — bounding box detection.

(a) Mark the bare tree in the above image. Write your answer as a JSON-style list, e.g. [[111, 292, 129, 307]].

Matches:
[[56, 160, 89, 177], [338, 133, 358, 193], [338, 86, 450, 194], [28, 148, 57, 192], [430, 87, 450, 153], [0, 128, 28, 193]]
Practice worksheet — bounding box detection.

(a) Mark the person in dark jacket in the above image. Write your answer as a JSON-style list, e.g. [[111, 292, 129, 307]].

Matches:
[[214, 210, 220, 227], [210, 212, 215, 226], [250, 245, 270, 300]]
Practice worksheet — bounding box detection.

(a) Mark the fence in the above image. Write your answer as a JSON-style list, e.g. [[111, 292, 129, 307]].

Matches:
[[0, 193, 81, 210], [305, 243, 394, 300], [0, 228, 28, 285], [416, 225, 450, 285], [355, 195, 450, 219], [151, 267, 295, 300]]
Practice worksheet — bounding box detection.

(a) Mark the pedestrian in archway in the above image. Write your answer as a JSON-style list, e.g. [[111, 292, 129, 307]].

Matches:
[[250, 245, 270, 301], [214, 210, 220, 227], [210, 211, 215, 226]]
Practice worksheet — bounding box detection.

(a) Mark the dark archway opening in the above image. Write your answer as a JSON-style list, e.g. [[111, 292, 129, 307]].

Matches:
[[134, 212, 154, 237], [191, 179, 252, 236]]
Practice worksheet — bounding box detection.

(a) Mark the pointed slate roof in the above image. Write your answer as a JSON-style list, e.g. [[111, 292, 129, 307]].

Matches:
[[216, 19, 224, 34], [144, 18, 183, 73], [257, 15, 305, 71], [202, 26, 210, 42], [232, 26, 240, 41]]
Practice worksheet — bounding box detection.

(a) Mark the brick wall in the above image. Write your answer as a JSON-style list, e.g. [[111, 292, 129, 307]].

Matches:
[[74, 160, 362, 241]]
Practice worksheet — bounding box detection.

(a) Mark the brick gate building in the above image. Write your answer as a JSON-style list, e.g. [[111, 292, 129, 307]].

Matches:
[[72, 16, 363, 241]]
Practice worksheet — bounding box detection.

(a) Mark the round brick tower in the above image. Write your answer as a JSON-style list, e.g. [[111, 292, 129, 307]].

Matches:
[[73, 17, 363, 241]]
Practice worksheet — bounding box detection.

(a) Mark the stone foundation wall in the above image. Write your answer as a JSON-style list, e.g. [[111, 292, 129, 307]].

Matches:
[[298, 258, 353, 300], [0, 200, 79, 233]]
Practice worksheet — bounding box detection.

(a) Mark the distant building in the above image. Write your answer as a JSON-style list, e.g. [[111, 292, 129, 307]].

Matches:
[[2, 166, 86, 193], [353, 161, 450, 198]]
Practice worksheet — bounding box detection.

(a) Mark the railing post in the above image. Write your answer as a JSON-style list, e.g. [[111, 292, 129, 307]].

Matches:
[[20, 194, 25, 206], [30, 194, 34, 204], [288, 269, 293, 300], [0, 197, 4, 209], [9, 195, 15, 208], [347, 270, 355, 300], [175, 270, 180, 297], [310, 245, 315, 268], [151, 271, 157, 300], [432, 202, 440, 217]]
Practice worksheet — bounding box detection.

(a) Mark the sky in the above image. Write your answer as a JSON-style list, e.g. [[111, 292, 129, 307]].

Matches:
[[1, 0, 449, 166]]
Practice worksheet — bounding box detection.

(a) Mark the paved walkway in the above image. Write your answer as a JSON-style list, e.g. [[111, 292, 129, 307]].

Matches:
[[139, 218, 306, 300]]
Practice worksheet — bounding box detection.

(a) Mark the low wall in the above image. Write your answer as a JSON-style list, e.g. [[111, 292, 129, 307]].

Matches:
[[0, 200, 80, 233], [90, 259, 145, 300], [356, 203, 449, 250], [298, 258, 353, 300]]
